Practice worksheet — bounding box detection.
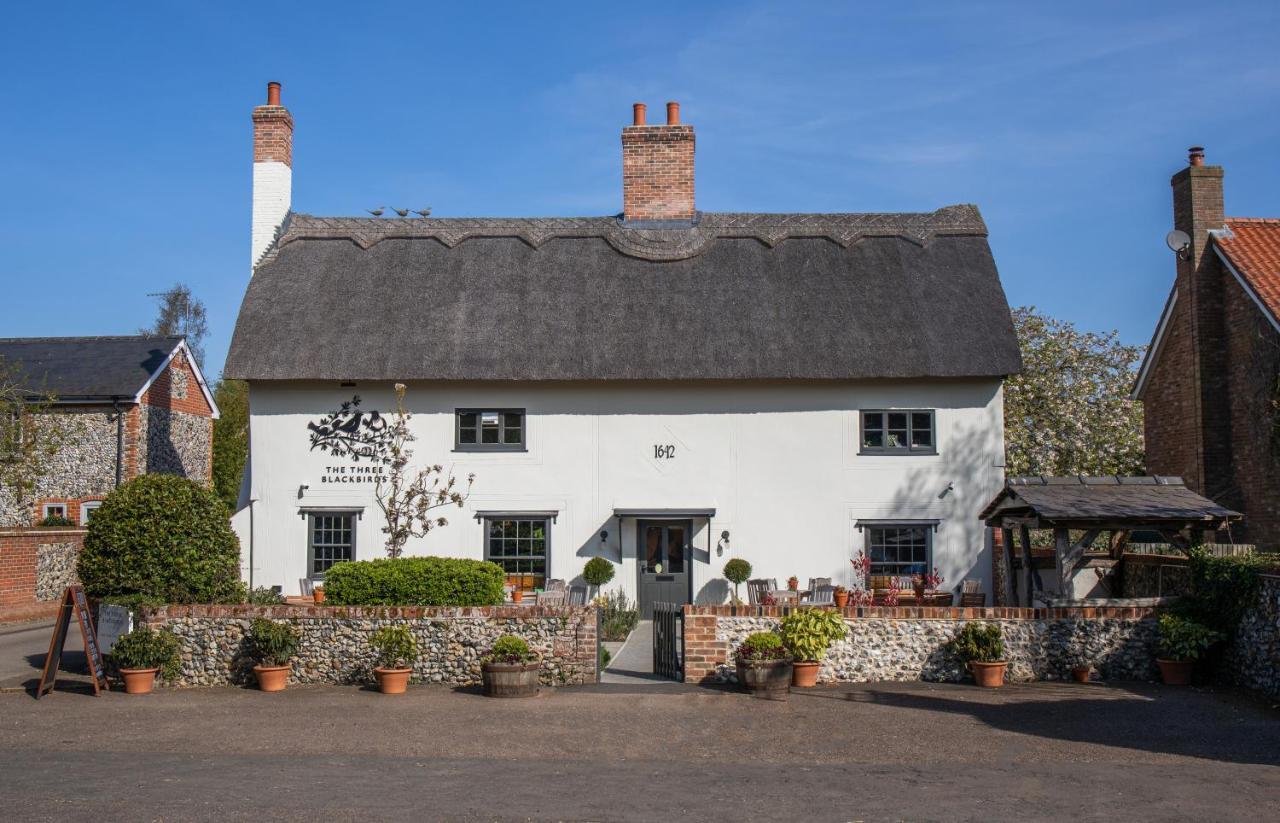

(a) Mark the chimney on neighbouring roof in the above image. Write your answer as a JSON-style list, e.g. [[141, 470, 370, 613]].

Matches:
[[251, 81, 293, 269], [1171, 145, 1224, 275], [621, 100, 695, 223]]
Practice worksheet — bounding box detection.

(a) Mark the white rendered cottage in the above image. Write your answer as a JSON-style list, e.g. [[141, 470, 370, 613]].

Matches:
[[226, 85, 1022, 613]]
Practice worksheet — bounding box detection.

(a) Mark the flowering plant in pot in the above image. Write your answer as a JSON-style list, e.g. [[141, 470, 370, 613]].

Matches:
[[851, 552, 871, 587], [778, 608, 847, 687], [947, 622, 1006, 687], [369, 625, 417, 695], [735, 631, 793, 700], [480, 635, 540, 698], [1156, 613, 1221, 685], [110, 625, 180, 695], [246, 618, 300, 692]]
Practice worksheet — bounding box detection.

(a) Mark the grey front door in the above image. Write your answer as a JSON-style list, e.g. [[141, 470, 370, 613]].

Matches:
[[637, 520, 691, 619]]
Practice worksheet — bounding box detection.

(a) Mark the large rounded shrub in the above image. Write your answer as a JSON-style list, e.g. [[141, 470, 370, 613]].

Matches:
[[78, 474, 241, 603]]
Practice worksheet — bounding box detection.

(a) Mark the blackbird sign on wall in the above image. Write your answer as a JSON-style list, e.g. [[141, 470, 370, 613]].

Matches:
[[308, 395, 393, 484]]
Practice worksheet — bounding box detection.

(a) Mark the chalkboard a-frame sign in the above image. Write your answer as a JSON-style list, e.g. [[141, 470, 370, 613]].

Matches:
[[37, 586, 109, 697]]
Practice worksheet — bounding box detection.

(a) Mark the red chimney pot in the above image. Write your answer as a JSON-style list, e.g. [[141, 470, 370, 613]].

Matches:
[[666, 101, 680, 125], [267, 81, 281, 107], [632, 103, 646, 126], [1188, 146, 1205, 167]]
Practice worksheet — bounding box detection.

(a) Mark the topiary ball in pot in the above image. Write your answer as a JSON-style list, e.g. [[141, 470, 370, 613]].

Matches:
[[77, 474, 241, 605], [723, 558, 752, 604], [582, 557, 616, 591]]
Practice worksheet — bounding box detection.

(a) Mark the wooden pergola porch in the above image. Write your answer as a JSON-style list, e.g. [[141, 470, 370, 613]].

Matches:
[[979, 476, 1241, 606]]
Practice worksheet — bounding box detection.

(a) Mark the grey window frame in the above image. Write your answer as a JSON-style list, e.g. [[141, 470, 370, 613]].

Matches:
[[454, 408, 526, 452], [78, 500, 102, 526], [307, 510, 358, 579], [859, 409, 937, 455], [862, 522, 934, 579], [482, 515, 551, 587]]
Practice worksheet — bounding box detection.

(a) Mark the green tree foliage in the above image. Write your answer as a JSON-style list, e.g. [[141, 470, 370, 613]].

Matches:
[[0, 356, 70, 527], [582, 556, 615, 587], [322, 557, 506, 606], [211, 378, 249, 512], [140, 283, 209, 368], [1004, 306, 1145, 477], [77, 474, 242, 603]]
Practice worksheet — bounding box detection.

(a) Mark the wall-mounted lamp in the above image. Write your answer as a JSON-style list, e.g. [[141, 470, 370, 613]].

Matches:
[[297, 484, 309, 499], [937, 481, 954, 500], [717, 529, 730, 557], [599, 530, 609, 545]]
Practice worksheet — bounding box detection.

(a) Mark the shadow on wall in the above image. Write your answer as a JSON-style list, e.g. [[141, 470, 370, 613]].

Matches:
[[145, 405, 187, 478], [884, 415, 1000, 598]]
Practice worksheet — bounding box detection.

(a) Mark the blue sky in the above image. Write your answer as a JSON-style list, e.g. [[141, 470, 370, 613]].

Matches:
[[2, 1, 1278, 378]]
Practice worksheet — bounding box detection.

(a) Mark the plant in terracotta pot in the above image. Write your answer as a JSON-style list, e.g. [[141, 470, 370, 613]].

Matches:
[[787, 576, 799, 592], [778, 608, 847, 687], [832, 585, 849, 610], [948, 622, 1007, 687], [312, 585, 326, 605], [723, 558, 752, 605], [110, 625, 180, 695], [246, 618, 300, 692], [369, 625, 417, 695], [481, 635, 540, 698], [1156, 613, 1221, 686], [1070, 658, 1092, 683], [735, 631, 793, 700]]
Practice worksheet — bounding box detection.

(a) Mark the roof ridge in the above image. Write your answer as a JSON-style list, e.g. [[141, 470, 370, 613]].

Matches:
[[0, 334, 183, 343], [1225, 217, 1280, 224]]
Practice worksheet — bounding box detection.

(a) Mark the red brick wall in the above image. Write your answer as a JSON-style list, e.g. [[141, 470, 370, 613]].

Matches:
[[0, 528, 85, 610], [252, 105, 293, 166], [622, 124, 695, 221], [1143, 286, 1203, 485], [140, 351, 214, 417]]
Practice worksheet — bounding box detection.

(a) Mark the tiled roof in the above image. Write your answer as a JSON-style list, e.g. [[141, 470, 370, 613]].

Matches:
[[979, 476, 1241, 526], [1216, 218, 1280, 323], [0, 335, 182, 399]]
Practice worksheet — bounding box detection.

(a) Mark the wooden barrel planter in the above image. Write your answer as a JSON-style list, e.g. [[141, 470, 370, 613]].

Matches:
[[736, 660, 793, 701], [482, 662, 540, 698]]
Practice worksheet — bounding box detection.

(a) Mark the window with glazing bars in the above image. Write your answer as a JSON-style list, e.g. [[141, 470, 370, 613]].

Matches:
[[484, 517, 548, 592], [456, 409, 525, 450], [865, 525, 931, 579], [860, 410, 936, 454], [309, 513, 356, 577]]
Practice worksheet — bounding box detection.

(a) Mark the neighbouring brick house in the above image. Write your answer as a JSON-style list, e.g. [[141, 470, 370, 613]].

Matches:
[[1134, 148, 1280, 550], [0, 335, 219, 617]]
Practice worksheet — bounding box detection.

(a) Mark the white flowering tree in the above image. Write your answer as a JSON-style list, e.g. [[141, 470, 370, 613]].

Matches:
[[1004, 307, 1145, 478], [374, 384, 474, 558], [0, 357, 69, 527]]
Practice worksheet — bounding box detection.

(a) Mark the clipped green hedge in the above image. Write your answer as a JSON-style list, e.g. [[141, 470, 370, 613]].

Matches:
[[323, 557, 506, 606], [77, 474, 241, 604]]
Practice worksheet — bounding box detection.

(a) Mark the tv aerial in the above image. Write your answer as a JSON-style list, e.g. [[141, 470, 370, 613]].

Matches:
[[1165, 229, 1191, 261]]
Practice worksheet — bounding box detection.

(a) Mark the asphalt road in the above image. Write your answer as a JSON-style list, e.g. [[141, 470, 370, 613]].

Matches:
[[1, 679, 1276, 821], [0, 620, 80, 687]]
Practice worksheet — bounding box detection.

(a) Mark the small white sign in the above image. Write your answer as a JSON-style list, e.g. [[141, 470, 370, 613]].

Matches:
[[96, 604, 132, 654]]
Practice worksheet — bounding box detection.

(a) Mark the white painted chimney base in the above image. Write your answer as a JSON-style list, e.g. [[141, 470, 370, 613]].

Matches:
[[251, 161, 292, 270]]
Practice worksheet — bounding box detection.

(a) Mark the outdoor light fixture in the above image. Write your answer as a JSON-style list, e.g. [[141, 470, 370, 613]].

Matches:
[[599, 530, 608, 545], [717, 529, 730, 556], [297, 484, 309, 499]]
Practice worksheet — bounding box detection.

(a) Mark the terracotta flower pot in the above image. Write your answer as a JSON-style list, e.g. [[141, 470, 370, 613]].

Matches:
[[736, 659, 793, 701], [833, 590, 849, 610], [120, 667, 158, 695], [970, 660, 1007, 688], [312, 588, 325, 605], [1157, 658, 1193, 686], [791, 660, 820, 688], [374, 667, 412, 695], [511, 590, 523, 604], [253, 664, 291, 692], [482, 661, 540, 697], [913, 583, 926, 599], [1071, 665, 1091, 683], [787, 578, 799, 591]]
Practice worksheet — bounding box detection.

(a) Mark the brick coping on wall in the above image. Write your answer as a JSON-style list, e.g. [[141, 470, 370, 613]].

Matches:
[[685, 604, 1164, 620], [0, 528, 88, 537], [142, 604, 596, 620]]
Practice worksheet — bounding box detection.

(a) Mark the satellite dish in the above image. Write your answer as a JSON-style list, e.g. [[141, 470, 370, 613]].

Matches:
[[1166, 229, 1191, 255]]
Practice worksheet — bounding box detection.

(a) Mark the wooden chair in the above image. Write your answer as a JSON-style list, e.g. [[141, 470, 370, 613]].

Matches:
[[747, 579, 771, 605], [807, 577, 832, 593], [808, 584, 835, 605], [544, 579, 567, 592], [567, 585, 588, 606], [959, 578, 986, 607], [536, 590, 565, 606]]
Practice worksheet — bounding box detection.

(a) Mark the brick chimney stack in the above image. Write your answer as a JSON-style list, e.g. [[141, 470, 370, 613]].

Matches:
[[621, 101, 695, 223], [251, 81, 293, 269]]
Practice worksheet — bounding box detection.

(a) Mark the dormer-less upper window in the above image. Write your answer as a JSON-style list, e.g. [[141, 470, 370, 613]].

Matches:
[[455, 409, 525, 451], [860, 410, 936, 455]]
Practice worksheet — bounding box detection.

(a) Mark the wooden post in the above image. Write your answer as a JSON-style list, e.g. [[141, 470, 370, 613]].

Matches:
[[1001, 526, 1018, 606], [1055, 527, 1071, 598], [1019, 525, 1039, 606]]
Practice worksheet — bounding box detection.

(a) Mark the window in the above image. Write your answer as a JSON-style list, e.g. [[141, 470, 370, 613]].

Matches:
[[484, 517, 549, 593], [308, 512, 356, 577], [79, 501, 102, 525], [456, 409, 525, 451], [860, 410, 935, 454], [865, 525, 932, 580], [41, 502, 67, 521]]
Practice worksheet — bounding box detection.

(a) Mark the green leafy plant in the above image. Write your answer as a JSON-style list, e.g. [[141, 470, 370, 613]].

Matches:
[[369, 625, 418, 669], [582, 556, 615, 588], [735, 631, 789, 663], [239, 585, 286, 605], [0, 355, 71, 527], [77, 474, 242, 604], [246, 619, 300, 667], [778, 608, 847, 663], [322, 557, 505, 606], [1157, 613, 1222, 662], [947, 623, 1005, 664], [1175, 549, 1269, 639], [723, 558, 752, 603], [38, 514, 76, 527], [483, 634, 538, 665], [597, 590, 639, 641], [110, 626, 180, 679]]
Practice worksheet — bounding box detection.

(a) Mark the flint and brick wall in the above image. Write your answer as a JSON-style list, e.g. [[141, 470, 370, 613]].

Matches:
[[684, 604, 1160, 684], [0, 528, 85, 612], [141, 604, 599, 688], [1228, 574, 1280, 698]]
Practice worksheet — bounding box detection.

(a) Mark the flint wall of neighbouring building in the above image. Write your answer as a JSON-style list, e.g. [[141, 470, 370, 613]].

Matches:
[[684, 605, 1161, 684], [1227, 574, 1280, 699], [0, 528, 85, 615], [140, 604, 599, 688]]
